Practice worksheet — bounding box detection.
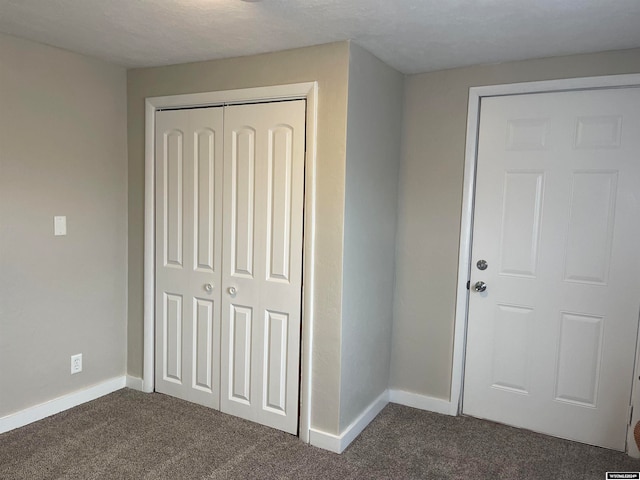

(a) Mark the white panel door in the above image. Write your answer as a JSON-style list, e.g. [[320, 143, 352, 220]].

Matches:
[[220, 100, 305, 434], [155, 107, 224, 409], [464, 88, 640, 450]]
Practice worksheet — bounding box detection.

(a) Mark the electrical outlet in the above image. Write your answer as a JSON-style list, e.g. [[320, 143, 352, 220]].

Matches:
[[71, 354, 82, 374]]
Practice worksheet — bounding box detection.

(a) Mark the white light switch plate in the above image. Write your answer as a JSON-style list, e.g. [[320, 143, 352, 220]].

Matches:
[[54, 216, 66, 236]]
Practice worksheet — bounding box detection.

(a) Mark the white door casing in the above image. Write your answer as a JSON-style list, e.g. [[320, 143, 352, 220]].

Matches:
[[144, 83, 317, 443], [154, 107, 224, 409], [220, 100, 306, 434], [463, 88, 640, 451]]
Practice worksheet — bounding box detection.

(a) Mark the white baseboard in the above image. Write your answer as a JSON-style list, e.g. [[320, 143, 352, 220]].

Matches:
[[309, 428, 342, 453], [126, 375, 144, 391], [310, 390, 389, 454], [0, 376, 126, 434], [389, 389, 453, 415]]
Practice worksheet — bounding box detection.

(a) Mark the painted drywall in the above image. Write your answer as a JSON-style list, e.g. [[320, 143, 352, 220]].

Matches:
[[127, 41, 350, 435], [339, 44, 403, 430], [390, 48, 640, 401], [0, 33, 128, 416]]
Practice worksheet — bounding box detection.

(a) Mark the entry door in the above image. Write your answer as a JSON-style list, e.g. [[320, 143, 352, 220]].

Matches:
[[220, 101, 306, 434], [155, 107, 224, 409], [463, 88, 640, 450]]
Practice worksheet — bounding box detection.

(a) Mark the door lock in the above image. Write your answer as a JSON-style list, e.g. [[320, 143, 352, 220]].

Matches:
[[473, 281, 487, 292]]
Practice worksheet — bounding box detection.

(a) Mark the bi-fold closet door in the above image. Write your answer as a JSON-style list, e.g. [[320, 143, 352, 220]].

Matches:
[[154, 100, 306, 434]]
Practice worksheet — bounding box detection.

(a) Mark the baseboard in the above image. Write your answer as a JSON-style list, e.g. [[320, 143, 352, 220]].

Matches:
[[389, 389, 453, 415], [126, 375, 144, 391], [0, 376, 126, 434], [309, 428, 341, 453], [309, 390, 389, 454]]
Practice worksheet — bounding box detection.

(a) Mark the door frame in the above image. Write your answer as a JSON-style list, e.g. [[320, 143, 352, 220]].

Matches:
[[142, 82, 319, 443], [451, 73, 640, 453]]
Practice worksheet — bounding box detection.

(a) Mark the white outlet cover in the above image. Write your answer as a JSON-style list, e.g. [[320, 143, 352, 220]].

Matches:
[[54, 216, 67, 236], [71, 353, 82, 374]]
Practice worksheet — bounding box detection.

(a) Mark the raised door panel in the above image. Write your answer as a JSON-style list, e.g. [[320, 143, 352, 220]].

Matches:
[[229, 305, 253, 404], [266, 126, 294, 283], [230, 128, 256, 279], [193, 298, 215, 393], [499, 172, 545, 278], [564, 171, 617, 285], [491, 304, 533, 395], [263, 310, 288, 414], [554, 312, 604, 407], [164, 129, 184, 268], [506, 118, 549, 151], [574, 115, 622, 149], [194, 128, 216, 273], [163, 293, 183, 383]]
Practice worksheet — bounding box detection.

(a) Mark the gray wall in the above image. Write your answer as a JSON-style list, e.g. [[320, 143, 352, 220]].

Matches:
[[339, 43, 404, 430], [390, 48, 640, 401], [127, 41, 350, 435], [0, 33, 128, 416]]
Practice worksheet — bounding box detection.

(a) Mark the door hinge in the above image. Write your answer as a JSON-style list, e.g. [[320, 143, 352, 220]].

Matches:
[[466, 280, 470, 290], [630, 405, 634, 425]]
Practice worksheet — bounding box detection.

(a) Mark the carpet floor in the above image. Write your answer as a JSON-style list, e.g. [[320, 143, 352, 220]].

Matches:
[[1, 388, 639, 479]]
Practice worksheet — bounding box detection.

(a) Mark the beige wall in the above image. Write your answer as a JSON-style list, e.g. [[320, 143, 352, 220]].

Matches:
[[0, 33, 128, 416], [391, 48, 640, 401], [339, 43, 404, 430], [127, 41, 350, 434]]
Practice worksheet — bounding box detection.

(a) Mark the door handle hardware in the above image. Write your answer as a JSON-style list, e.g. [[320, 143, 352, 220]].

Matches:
[[204, 283, 213, 293], [473, 281, 487, 293], [476, 260, 488, 271], [227, 286, 237, 296]]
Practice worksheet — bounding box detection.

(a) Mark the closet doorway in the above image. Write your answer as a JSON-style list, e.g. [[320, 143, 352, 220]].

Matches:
[[145, 85, 317, 438]]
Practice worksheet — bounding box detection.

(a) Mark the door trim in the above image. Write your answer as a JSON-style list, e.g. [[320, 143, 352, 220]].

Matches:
[[451, 73, 640, 453], [142, 82, 319, 443]]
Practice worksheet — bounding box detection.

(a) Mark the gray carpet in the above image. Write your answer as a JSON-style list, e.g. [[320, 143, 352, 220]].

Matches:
[[1, 389, 638, 479]]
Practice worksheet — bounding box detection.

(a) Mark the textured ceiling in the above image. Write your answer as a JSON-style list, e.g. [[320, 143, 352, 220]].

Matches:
[[1, 0, 640, 74]]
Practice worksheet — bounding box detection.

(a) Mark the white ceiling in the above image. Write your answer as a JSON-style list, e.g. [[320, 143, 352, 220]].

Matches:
[[1, 0, 639, 74]]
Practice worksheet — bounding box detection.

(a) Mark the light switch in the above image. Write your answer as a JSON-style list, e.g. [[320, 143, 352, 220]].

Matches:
[[54, 216, 67, 236]]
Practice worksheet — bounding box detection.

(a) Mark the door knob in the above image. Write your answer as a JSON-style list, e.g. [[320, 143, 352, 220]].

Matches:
[[227, 286, 237, 296], [204, 283, 213, 293], [473, 281, 487, 292]]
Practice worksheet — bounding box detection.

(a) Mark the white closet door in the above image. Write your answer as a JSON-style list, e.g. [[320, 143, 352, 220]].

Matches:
[[464, 88, 640, 450], [220, 100, 306, 434], [155, 107, 224, 409]]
